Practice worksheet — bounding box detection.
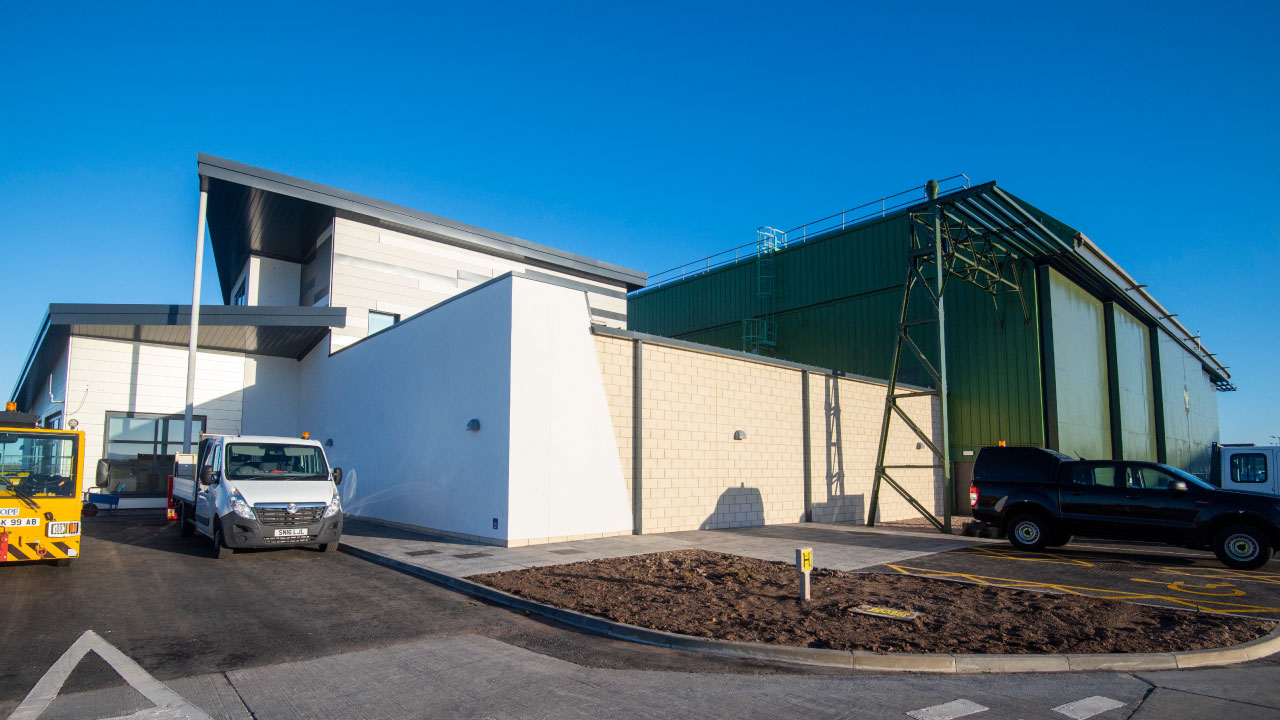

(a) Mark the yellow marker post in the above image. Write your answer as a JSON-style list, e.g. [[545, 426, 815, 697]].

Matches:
[[796, 547, 813, 601]]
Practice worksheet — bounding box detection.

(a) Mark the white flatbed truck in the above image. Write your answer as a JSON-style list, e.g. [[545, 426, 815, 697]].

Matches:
[[172, 434, 344, 559]]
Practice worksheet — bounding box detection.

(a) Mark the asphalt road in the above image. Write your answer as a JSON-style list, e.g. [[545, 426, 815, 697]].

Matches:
[[865, 534, 1280, 620], [0, 514, 825, 705], [4, 517, 1280, 719]]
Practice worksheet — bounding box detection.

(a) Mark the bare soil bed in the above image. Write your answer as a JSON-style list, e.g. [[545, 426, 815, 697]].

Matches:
[[472, 550, 1274, 654]]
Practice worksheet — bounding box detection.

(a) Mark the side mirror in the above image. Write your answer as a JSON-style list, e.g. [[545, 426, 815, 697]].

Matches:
[[1170, 480, 1188, 492], [331, 467, 343, 486], [95, 460, 111, 488], [200, 467, 215, 486]]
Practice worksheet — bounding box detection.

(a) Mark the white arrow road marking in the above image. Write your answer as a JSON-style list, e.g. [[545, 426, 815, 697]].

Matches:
[[5, 630, 212, 720], [1052, 695, 1126, 719], [907, 699, 989, 720]]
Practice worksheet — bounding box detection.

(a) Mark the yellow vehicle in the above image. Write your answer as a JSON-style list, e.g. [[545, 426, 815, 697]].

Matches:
[[0, 405, 86, 566]]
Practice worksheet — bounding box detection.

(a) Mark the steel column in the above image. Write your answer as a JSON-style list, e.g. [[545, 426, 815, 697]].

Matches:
[[932, 181, 953, 533], [183, 179, 209, 454], [632, 339, 643, 534]]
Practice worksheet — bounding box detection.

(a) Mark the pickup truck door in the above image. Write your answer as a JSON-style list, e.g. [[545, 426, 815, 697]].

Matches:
[[1060, 462, 1133, 536], [194, 440, 219, 534], [1123, 464, 1204, 541]]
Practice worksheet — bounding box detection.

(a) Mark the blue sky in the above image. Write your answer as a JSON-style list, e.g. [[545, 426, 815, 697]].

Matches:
[[1, 1, 1276, 443]]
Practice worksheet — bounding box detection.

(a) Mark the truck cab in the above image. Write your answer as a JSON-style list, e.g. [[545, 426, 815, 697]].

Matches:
[[1210, 444, 1280, 497], [172, 434, 343, 559]]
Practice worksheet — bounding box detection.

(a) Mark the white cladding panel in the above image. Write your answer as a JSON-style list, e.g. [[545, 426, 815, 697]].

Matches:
[[507, 278, 633, 541], [64, 337, 248, 508], [29, 338, 69, 427], [298, 277, 514, 542], [250, 256, 303, 306], [328, 216, 627, 352]]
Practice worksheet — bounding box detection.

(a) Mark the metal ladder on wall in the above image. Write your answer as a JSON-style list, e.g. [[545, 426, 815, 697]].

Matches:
[[742, 227, 785, 355]]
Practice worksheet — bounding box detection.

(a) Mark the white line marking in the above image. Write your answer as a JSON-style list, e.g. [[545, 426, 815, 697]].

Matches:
[[5, 629, 213, 720], [1052, 695, 1126, 719], [906, 699, 989, 720]]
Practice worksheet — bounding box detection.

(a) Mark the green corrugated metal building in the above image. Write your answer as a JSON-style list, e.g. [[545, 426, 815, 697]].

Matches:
[[628, 181, 1231, 500]]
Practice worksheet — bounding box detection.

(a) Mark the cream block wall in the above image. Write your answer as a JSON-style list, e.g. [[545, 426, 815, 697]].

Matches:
[[594, 334, 943, 533]]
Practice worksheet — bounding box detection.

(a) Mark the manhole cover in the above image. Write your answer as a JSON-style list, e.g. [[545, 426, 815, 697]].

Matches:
[[405, 549, 440, 557], [454, 552, 491, 559]]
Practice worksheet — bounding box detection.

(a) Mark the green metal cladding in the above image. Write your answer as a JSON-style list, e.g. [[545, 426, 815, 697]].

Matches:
[[628, 192, 1223, 475], [629, 211, 1046, 460]]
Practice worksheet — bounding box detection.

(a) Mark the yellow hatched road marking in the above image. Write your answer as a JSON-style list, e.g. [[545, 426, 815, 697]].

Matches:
[[886, 564, 1280, 615]]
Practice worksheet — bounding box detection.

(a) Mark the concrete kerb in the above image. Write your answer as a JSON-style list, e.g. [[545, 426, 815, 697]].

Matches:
[[339, 543, 1280, 674]]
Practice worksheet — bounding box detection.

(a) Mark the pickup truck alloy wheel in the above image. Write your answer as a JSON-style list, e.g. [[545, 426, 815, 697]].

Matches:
[[1007, 513, 1049, 551], [1213, 525, 1272, 570]]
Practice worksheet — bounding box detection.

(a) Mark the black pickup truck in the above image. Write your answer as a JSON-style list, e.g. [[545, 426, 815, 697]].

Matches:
[[970, 446, 1280, 569]]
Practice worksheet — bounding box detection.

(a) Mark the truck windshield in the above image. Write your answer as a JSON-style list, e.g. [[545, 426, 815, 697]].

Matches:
[[0, 432, 77, 498], [225, 444, 328, 480]]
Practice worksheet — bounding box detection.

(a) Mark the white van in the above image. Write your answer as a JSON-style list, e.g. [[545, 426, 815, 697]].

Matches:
[[172, 435, 343, 559], [1210, 444, 1280, 497]]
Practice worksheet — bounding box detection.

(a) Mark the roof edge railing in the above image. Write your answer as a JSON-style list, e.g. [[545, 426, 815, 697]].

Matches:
[[640, 174, 970, 291]]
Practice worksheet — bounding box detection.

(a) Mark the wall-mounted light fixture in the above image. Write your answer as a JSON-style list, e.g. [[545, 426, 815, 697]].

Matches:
[[466, 419, 481, 432], [733, 430, 747, 441]]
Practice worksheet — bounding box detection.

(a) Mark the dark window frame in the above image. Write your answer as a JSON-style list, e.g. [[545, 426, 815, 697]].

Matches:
[[1230, 453, 1269, 484], [102, 411, 208, 497], [368, 310, 400, 335]]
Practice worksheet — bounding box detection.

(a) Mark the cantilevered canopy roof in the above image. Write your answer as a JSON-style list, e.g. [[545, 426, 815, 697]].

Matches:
[[908, 181, 1230, 385], [11, 304, 346, 410], [197, 153, 648, 303], [910, 181, 1080, 259]]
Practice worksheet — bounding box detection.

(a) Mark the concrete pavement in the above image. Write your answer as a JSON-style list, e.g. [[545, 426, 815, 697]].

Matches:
[[340, 516, 981, 577], [20, 632, 1280, 719]]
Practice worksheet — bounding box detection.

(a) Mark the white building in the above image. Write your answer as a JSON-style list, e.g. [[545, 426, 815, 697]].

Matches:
[[11, 155, 944, 546]]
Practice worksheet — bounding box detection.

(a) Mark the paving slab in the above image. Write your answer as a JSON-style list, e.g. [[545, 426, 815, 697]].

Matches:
[[340, 517, 976, 579]]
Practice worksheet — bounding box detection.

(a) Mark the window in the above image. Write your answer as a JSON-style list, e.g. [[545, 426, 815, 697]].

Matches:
[[1230, 453, 1268, 484], [103, 412, 206, 496], [44, 412, 62, 430], [368, 310, 399, 335], [1072, 465, 1118, 488], [1129, 465, 1179, 490], [0, 432, 78, 499], [232, 281, 247, 306]]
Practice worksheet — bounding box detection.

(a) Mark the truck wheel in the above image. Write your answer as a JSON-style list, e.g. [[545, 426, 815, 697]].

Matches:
[[53, 558, 71, 568], [212, 520, 234, 560], [320, 541, 339, 553], [178, 503, 195, 538], [1007, 512, 1050, 552], [1213, 525, 1273, 570]]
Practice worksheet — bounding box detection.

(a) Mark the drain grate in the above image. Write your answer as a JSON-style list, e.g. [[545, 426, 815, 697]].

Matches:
[[454, 552, 491, 559], [404, 549, 440, 557], [549, 549, 585, 555]]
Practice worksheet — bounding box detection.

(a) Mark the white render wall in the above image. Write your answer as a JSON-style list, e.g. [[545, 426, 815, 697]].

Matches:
[[507, 278, 633, 544], [298, 277, 516, 543], [297, 275, 633, 545], [328, 216, 628, 352]]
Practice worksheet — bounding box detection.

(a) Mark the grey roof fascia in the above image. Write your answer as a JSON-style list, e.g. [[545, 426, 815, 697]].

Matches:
[[197, 153, 647, 289], [1070, 237, 1229, 380], [46, 304, 347, 328]]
